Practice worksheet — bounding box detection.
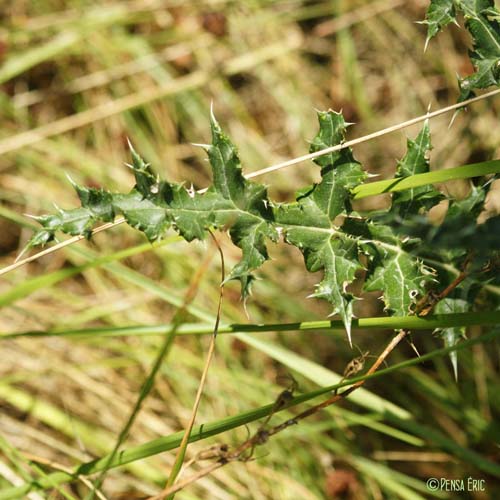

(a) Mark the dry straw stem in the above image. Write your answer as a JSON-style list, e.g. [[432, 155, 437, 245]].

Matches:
[[150, 263, 467, 498], [3, 87, 500, 277], [0, 218, 126, 276], [10, 0, 408, 108], [162, 231, 225, 496], [18, 0, 172, 32], [2, 328, 497, 499], [243, 88, 500, 179]]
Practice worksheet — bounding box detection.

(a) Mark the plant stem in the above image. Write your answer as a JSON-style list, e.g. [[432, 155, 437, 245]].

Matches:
[[163, 231, 225, 498], [6, 311, 500, 340]]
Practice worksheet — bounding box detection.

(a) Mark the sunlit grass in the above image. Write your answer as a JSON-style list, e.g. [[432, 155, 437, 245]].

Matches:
[[1, 1, 499, 499]]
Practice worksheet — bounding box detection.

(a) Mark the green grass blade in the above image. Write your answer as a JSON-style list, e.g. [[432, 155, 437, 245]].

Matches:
[[352, 159, 500, 199], [4, 311, 500, 339]]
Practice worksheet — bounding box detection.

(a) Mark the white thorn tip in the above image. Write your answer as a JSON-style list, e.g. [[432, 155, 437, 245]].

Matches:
[[126, 137, 135, 152], [346, 328, 353, 347], [424, 37, 430, 53], [209, 101, 216, 122], [65, 173, 77, 186]]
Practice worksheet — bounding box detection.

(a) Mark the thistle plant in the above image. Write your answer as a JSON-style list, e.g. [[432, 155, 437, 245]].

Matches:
[[424, 0, 500, 101], [24, 110, 499, 348]]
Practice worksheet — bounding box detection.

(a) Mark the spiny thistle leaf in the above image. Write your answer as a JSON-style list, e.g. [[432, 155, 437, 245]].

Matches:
[[113, 143, 173, 240], [67, 177, 115, 222], [344, 217, 434, 317], [26, 115, 277, 302], [276, 110, 366, 344], [423, 0, 456, 44], [354, 123, 438, 316], [425, 0, 500, 101], [204, 113, 278, 298], [434, 298, 469, 381], [276, 201, 361, 344], [390, 121, 443, 217], [112, 190, 171, 241], [308, 111, 366, 219]]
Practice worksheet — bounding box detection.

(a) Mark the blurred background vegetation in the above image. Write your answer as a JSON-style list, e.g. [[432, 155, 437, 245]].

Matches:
[[0, 0, 499, 498]]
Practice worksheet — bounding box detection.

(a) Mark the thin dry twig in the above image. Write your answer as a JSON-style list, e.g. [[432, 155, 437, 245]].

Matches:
[[0, 218, 126, 276], [242, 88, 500, 180], [161, 230, 225, 497], [415, 252, 473, 316]]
